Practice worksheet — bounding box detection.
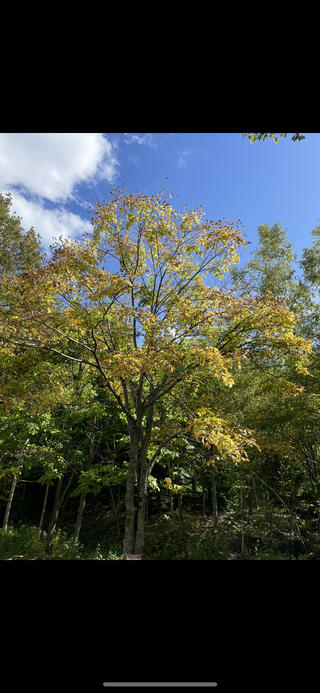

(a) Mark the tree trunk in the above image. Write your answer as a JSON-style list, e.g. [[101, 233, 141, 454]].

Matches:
[[169, 489, 174, 516], [46, 478, 63, 554], [123, 439, 138, 555], [202, 490, 206, 517], [252, 477, 258, 508], [123, 403, 153, 558], [38, 484, 49, 541], [109, 484, 120, 539], [123, 451, 149, 557], [265, 489, 273, 539], [240, 468, 247, 559], [73, 493, 87, 545], [2, 439, 29, 533], [2, 475, 19, 533], [178, 493, 183, 537], [248, 476, 258, 515], [45, 472, 75, 554], [211, 468, 218, 527], [72, 415, 101, 547], [134, 456, 149, 554], [123, 451, 152, 556]]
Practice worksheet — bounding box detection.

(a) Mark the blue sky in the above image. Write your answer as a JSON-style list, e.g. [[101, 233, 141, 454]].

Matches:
[[1, 132, 319, 275]]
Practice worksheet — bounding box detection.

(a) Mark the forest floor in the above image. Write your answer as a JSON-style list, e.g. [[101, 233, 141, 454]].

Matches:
[[1, 506, 319, 560]]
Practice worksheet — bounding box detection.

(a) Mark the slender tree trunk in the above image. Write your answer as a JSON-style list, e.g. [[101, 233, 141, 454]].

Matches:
[[2, 439, 29, 534], [73, 493, 87, 545], [177, 493, 184, 542], [303, 453, 318, 501], [46, 478, 63, 555], [192, 476, 197, 511], [252, 477, 258, 508], [72, 415, 102, 547], [2, 475, 19, 533], [38, 484, 49, 541], [168, 463, 174, 515], [240, 468, 246, 559], [178, 493, 183, 517], [109, 484, 120, 539], [248, 476, 258, 514], [169, 489, 174, 516], [265, 489, 273, 539], [202, 490, 206, 517], [211, 468, 218, 528], [45, 472, 75, 554]]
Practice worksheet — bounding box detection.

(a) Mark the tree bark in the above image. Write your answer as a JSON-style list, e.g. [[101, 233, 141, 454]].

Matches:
[[134, 458, 148, 554], [123, 432, 139, 555], [38, 484, 49, 541], [73, 493, 87, 545], [2, 475, 19, 533], [123, 400, 154, 557]]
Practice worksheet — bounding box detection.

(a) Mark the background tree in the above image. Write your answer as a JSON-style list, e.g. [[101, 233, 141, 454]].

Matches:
[[0, 192, 43, 275]]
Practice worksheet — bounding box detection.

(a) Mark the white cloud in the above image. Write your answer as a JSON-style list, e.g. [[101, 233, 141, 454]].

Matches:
[[0, 133, 119, 249], [0, 133, 119, 202], [1, 188, 91, 248], [123, 133, 158, 149]]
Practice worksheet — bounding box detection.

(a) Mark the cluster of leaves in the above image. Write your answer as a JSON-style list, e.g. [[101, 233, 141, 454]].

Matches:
[[243, 133, 305, 144]]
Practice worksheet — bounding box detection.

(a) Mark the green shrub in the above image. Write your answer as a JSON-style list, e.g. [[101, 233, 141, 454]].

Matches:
[[254, 549, 291, 560], [186, 527, 229, 560], [144, 513, 230, 560], [0, 524, 46, 559], [50, 529, 85, 560], [144, 514, 189, 560]]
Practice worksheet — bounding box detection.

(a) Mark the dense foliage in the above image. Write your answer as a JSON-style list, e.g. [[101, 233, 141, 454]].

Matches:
[[1, 189, 319, 560]]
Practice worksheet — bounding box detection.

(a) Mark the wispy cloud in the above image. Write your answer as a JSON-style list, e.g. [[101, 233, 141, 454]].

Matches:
[[123, 133, 159, 149], [177, 150, 190, 169], [128, 155, 140, 165]]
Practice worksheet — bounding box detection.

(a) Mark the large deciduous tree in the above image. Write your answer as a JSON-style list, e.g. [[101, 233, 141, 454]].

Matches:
[[0, 189, 312, 556]]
